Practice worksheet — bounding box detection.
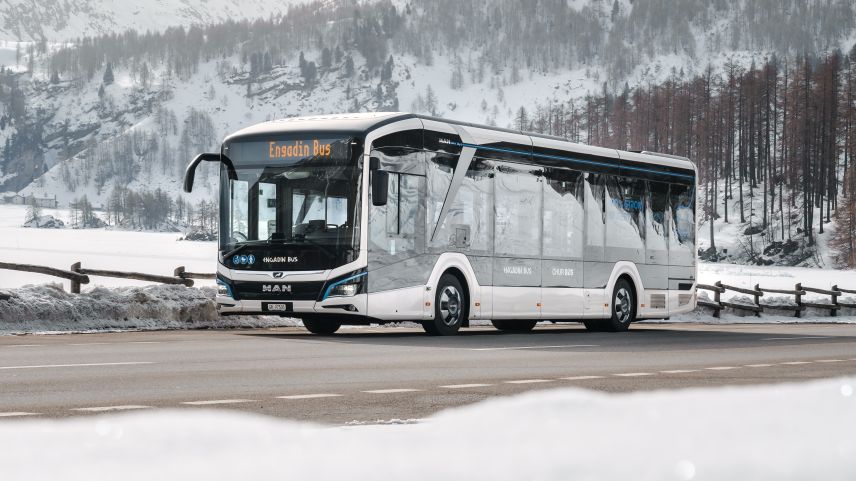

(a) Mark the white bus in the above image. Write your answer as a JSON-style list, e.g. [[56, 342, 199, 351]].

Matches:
[[184, 113, 697, 335]]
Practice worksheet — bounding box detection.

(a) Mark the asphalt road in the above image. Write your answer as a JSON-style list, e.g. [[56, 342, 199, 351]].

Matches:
[[1, 323, 855, 423]]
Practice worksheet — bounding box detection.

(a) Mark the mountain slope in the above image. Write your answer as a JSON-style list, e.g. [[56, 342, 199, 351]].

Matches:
[[1, 0, 855, 263], [0, 0, 319, 41]]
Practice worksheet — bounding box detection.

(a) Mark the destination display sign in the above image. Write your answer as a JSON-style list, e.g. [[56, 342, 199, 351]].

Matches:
[[268, 139, 333, 160], [226, 136, 351, 166]]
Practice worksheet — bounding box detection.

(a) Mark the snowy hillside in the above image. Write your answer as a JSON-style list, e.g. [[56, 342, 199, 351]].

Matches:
[[0, 0, 321, 42], [0, 0, 853, 262]]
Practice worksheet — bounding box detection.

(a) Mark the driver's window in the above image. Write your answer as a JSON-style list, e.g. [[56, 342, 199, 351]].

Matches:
[[257, 182, 276, 240], [327, 197, 348, 226], [230, 179, 249, 242]]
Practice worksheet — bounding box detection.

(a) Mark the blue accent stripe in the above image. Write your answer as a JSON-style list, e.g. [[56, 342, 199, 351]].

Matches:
[[322, 272, 367, 300], [456, 142, 695, 181]]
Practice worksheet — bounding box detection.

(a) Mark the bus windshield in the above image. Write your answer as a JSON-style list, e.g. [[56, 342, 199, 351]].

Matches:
[[219, 136, 362, 270]]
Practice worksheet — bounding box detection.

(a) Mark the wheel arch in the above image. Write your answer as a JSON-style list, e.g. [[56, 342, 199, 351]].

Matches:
[[606, 262, 644, 311], [426, 253, 481, 325]]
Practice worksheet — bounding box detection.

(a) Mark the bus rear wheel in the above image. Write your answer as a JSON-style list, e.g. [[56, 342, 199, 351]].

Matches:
[[491, 319, 537, 332], [303, 319, 341, 335], [422, 274, 466, 336]]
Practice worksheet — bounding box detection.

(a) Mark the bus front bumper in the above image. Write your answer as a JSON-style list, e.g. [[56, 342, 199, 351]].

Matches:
[[216, 294, 368, 317]]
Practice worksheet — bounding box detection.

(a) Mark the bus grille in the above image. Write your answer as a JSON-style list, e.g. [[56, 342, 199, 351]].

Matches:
[[232, 281, 325, 301]]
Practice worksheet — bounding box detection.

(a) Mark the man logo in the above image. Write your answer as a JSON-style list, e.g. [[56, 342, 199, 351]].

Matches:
[[262, 284, 292, 294], [272, 272, 285, 279]]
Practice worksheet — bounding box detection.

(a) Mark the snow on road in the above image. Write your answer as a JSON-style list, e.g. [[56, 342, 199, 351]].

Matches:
[[1, 377, 854, 480]]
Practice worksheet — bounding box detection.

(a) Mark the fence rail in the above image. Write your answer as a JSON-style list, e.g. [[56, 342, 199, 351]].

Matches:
[[0, 261, 214, 293], [696, 281, 850, 318]]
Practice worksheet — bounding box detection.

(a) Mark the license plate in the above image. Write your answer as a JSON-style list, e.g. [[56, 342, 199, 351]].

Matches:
[[264, 302, 293, 312]]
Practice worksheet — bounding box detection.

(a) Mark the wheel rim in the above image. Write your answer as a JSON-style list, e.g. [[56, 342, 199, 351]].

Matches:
[[439, 285, 462, 327], [614, 287, 632, 324]]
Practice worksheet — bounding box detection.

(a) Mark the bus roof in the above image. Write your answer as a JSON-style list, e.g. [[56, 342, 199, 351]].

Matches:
[[225, 112, 696, 173]]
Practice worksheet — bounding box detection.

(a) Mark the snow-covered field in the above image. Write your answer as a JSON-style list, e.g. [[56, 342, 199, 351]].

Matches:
[[0, 204, 217, 289], [4, 202, 856, 332], [1, 377, 854, 480]]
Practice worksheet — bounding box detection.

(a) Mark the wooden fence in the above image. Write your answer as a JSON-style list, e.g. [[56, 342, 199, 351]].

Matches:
[[697, 281, 856, 318], [2, 261, 855, 320], [0, 261, 215, 293]]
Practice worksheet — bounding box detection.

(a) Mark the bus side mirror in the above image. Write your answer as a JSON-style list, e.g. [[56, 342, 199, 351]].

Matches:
[[372, 170, 389, 206], [183, 153, 237, 193]]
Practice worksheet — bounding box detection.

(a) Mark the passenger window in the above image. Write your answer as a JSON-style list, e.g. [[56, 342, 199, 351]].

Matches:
[[433, 159, 494, 253], [494, 163, 542, 258], [605, 176, 645, 251], [584, 173, 605, 260], [670, 183, 695, 248], [542, 169, 584, 259], [646, 181, 669, 258], [385, 173, 420, 238]]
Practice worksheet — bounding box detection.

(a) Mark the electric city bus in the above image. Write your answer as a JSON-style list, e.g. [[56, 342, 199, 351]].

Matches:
[[183, 113, 697, 335]]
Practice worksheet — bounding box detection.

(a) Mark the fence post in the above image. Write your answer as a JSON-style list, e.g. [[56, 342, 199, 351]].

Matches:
[[70, 262, 82, 294], [753, 283, 761, 317], [174, 266, 186, 280], [795, 283, 802, 318], [831, 285, 839, 317], [714, 281, 722, 318]]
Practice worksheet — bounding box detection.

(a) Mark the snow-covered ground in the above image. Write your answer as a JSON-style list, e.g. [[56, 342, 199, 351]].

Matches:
[[1, 377, 854, 480], [0, 204, 216, 290]]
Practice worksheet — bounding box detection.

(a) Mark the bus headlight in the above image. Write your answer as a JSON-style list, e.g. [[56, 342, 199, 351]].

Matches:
[[216, 279, 233, 298], [328, 283, 359, 298], [323, 272, 367, 299]]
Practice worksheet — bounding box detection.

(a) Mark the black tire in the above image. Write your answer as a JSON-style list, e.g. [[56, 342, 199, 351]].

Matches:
[[303, 319, 341, 335], [491, 319, 538, 333], [583, 320, 604, 332], [584, 278, 636, 332], [422, 274, 467, 336]]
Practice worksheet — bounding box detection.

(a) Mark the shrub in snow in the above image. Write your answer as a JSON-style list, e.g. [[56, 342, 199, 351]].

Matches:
[[22, 215, 65, 229]]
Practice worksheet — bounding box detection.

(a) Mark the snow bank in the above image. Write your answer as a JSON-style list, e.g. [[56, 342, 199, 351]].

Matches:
[[1, 378, 854, 480], [0, 284, 298, 334], [1, 282, 853, 335]]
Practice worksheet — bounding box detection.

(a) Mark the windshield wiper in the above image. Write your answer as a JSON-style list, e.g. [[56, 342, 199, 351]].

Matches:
[[223, 237, 338, 260], [291, 235, 336, 258], [222, 240, 269, 260]]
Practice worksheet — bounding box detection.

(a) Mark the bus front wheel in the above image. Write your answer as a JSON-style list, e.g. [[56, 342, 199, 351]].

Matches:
[[303, 319, 341, 335], [585, 278, 635, 332], [422, 274, 466, 336]]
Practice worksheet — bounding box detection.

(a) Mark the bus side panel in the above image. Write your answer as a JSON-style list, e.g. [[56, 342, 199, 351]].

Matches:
[[491, 257, 541, 319], [367, 254, 439, 293], [636, 263, 670, 318], [365, 286, 427, 320], [468, 256, 493, 319], [540, 259, 583, 318], [492, 287, 541, 319]]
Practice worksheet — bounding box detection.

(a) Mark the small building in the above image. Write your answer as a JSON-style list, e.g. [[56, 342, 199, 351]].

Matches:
[[3, 194, 25, 205], [4, 193, 58, 208]]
